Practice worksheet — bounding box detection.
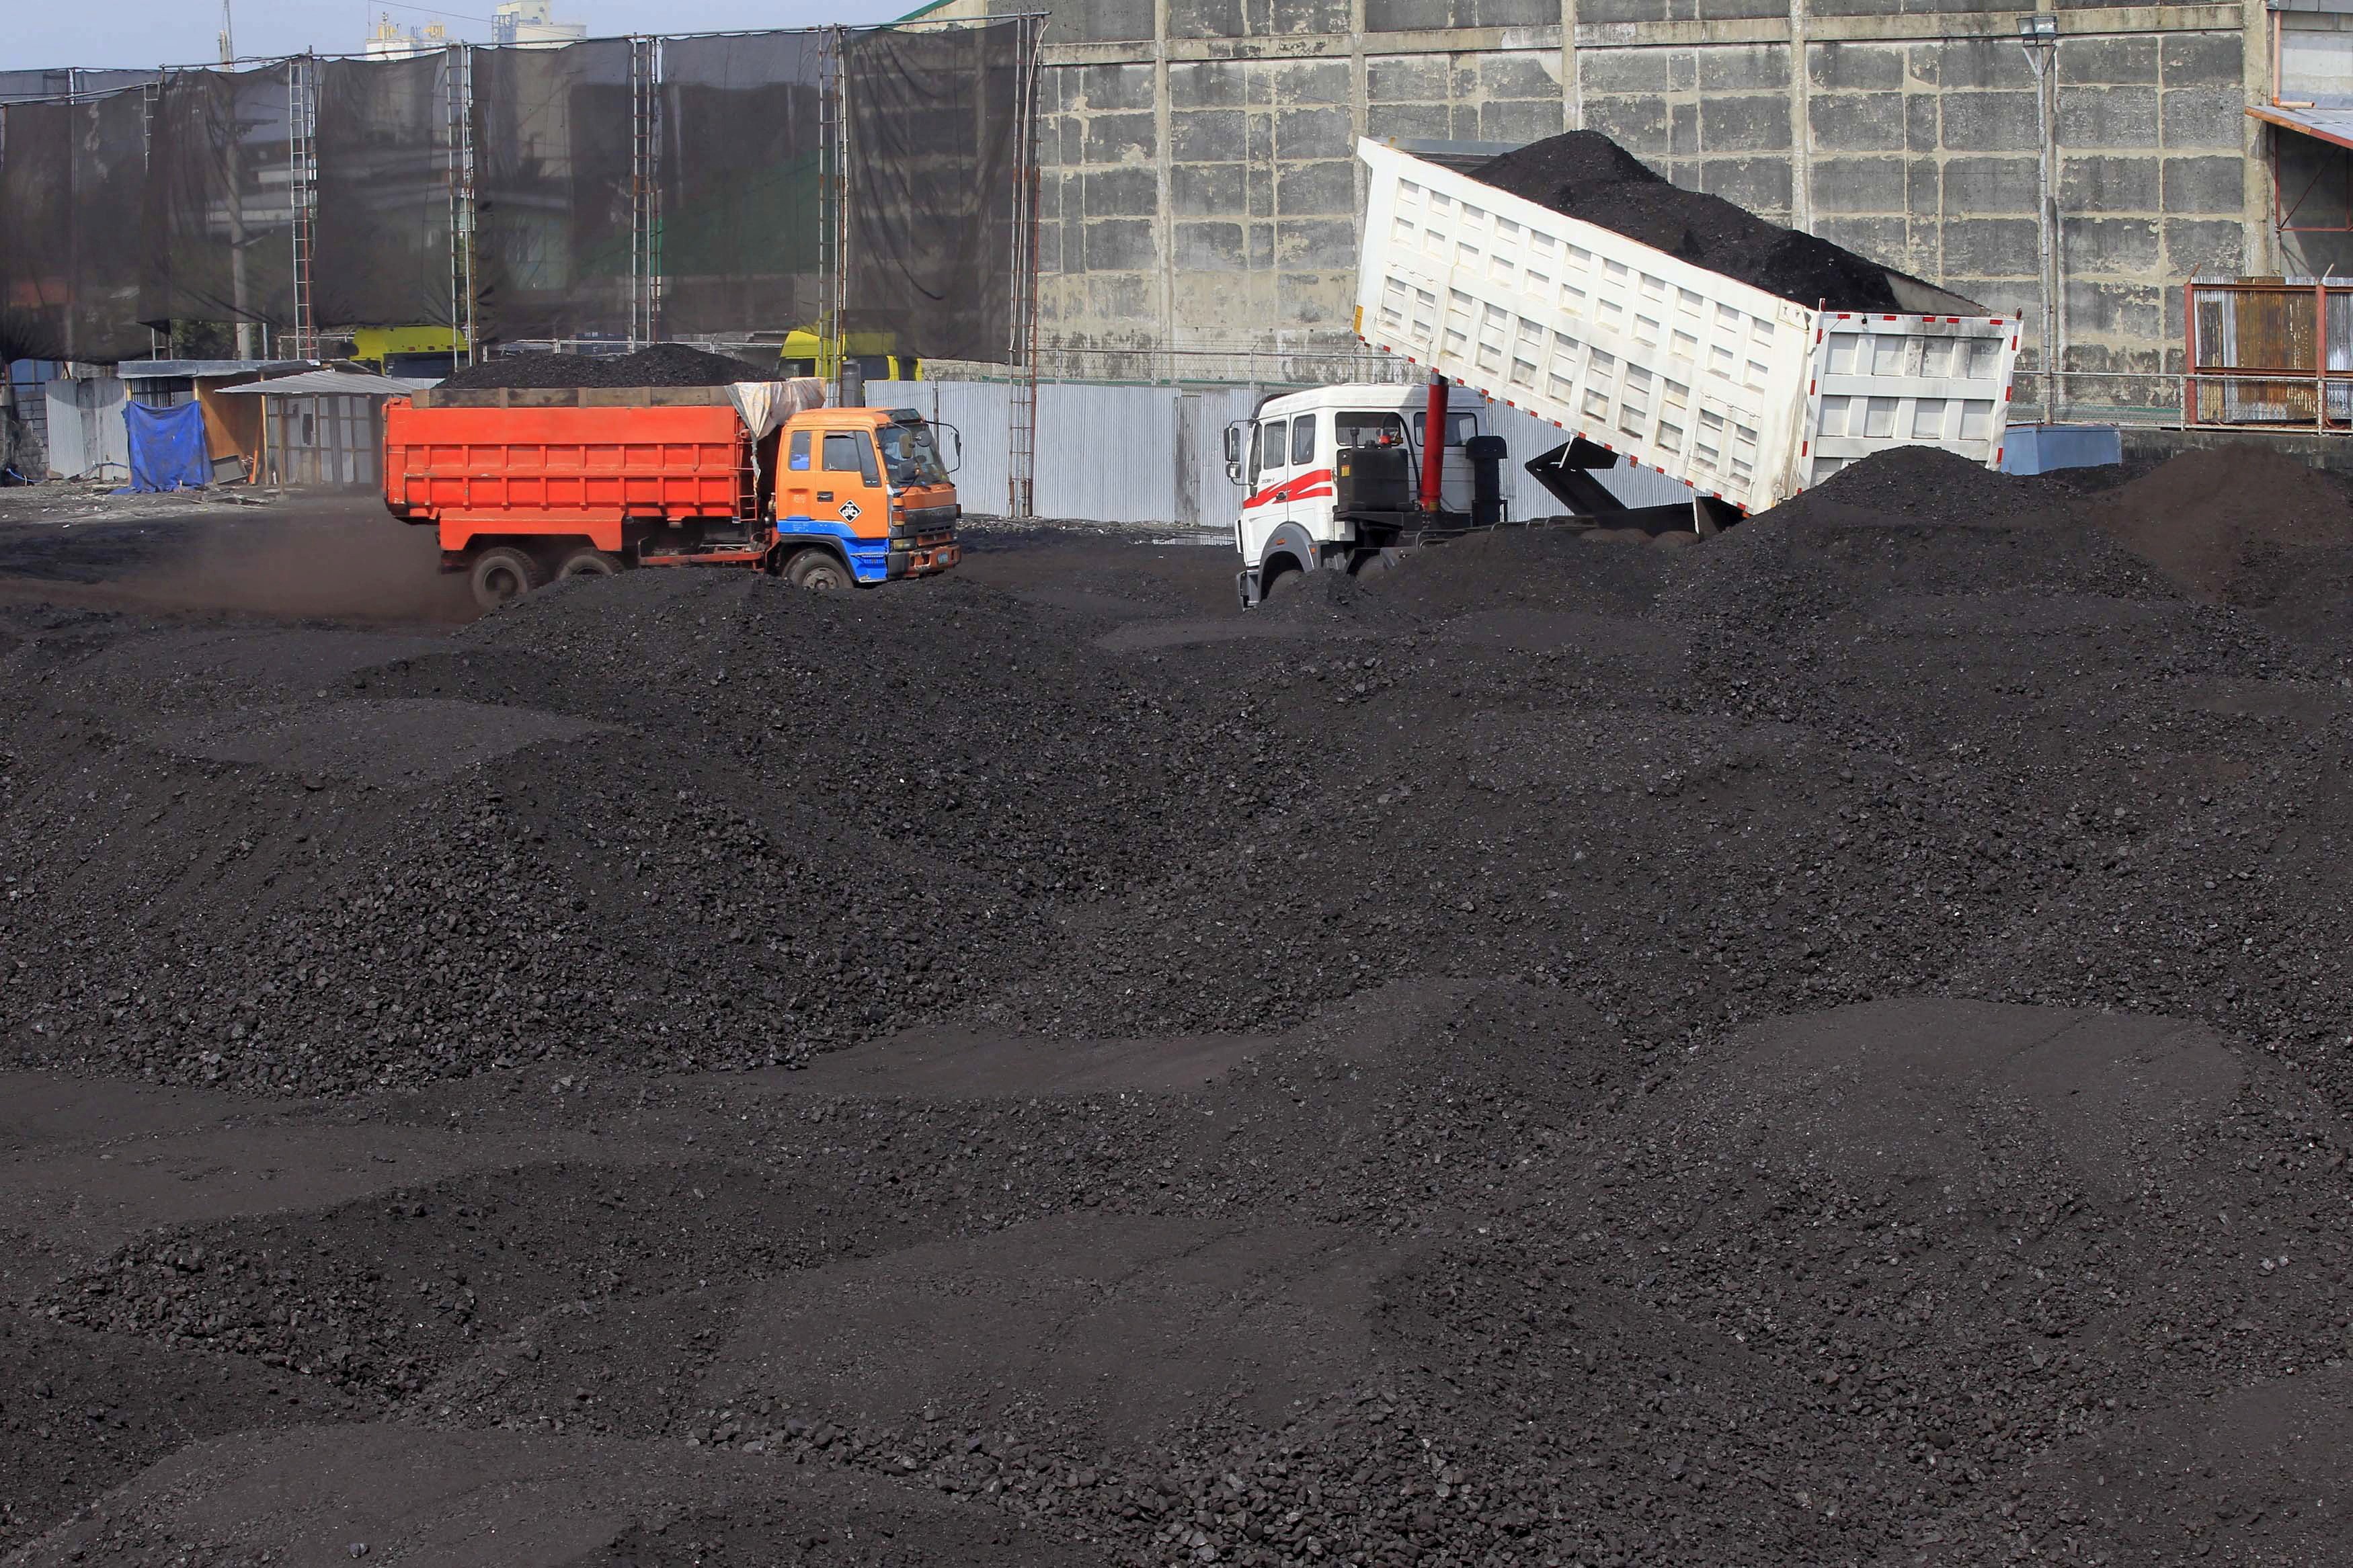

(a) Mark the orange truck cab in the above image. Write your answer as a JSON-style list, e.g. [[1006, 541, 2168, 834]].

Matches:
[[772, 407, 961, 591], [381, 387, 962, 611]]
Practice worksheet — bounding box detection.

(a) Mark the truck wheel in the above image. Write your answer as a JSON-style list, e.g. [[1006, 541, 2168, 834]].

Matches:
[[469, 546, 546, 612], [1261, 563, 1303, 600], [555, 546, 623, 579], [785, 548, 852, 591]]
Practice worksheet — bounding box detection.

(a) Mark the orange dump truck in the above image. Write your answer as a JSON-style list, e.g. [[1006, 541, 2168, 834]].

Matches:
[[382, 384, 963, 612]]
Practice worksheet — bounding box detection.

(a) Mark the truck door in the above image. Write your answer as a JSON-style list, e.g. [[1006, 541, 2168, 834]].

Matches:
[[1238, 413, 1293, 563], [819, 428, 887, 540], [781, 428, 816, 520], [778, 425, 890, 582]]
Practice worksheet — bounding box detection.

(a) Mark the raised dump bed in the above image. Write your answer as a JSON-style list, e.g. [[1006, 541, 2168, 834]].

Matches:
[[1353, 138, 2023, 515]]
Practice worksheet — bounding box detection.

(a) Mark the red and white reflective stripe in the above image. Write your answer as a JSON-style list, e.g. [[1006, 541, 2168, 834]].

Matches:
[[1242, 466, 1335, 511]]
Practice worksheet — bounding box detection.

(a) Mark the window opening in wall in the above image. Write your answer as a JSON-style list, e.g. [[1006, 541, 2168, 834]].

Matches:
[[2266, 123, 2353, 231]]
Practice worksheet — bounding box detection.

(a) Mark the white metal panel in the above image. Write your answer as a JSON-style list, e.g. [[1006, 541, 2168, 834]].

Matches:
[[1034, 382, 1179, 524], [869, 378, 1014, 518], [42, 374, 129, 480], [1353, 138, 2020, 513], [1800, 313, 2021, 483], [1192, 386, 1263, 533]]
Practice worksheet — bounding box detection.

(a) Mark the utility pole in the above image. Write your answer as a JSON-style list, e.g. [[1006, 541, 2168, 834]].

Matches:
[[222, 0, 256, 360], [2018, 13, 2060, 424]]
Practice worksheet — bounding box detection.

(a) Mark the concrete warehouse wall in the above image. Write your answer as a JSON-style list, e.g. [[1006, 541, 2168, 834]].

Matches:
[[916, 0, 2297, 412]]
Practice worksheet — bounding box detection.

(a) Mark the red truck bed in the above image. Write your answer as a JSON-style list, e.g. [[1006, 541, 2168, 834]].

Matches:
[[383, 400, 754, 554]]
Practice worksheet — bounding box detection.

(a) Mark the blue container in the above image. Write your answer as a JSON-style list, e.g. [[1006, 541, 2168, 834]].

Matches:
[[2000, 423, 2122, 476]]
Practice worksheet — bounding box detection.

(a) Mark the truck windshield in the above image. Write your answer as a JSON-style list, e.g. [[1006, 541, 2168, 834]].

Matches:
[[876, 421, 950, 487]]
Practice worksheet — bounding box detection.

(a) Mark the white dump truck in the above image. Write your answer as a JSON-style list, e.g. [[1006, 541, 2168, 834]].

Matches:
[[1228, 138, 2024, 605]]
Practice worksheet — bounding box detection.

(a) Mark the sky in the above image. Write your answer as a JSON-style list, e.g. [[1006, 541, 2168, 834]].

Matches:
[[5, 0, 916, 71]]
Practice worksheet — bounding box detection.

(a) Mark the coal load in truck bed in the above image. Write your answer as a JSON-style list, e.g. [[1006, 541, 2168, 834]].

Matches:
[[438, 343, 774, 390], [1468, 131, 1915, 313]]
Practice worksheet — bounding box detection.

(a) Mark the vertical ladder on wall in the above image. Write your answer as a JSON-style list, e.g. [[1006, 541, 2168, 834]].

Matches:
[[628, 36, 658, 348], [445, 44, 477, 369], [287, 54, 319, 360], [1004, 15, 1045, 519], [816, 26, 848, 402]]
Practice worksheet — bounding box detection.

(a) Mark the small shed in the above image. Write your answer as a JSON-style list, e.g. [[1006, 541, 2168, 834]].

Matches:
[[118, 360, 310, 484], [218, 369, 439, 489]]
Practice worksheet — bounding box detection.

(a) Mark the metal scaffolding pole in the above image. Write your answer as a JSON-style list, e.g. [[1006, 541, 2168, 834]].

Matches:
[[1006, 13, 1045, 519], [629, 36, 661, 349], [817, 25, 849, 405], [287, 53, 318, 360], [444, 42, 477, 370]]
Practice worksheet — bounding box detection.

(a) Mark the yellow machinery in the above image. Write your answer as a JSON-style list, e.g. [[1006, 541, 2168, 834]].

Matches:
[[352, 326, 468, 366], [779, 328, 920, 383]]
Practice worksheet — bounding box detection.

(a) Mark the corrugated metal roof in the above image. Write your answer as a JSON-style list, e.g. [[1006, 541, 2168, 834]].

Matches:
[[2250, 103, 2353, 151], [214, 370, 440, 397], [116, 360, 311, 380]]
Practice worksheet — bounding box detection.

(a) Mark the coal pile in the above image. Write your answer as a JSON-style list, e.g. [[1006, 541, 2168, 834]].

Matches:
[[1470, 130, 1933, 313], [5, 438, 2353, 1565], [440, 343, 774, 390]]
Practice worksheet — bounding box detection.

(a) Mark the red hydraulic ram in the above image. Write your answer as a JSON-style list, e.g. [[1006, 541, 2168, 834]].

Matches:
[[1418, 372, 1447, 512]]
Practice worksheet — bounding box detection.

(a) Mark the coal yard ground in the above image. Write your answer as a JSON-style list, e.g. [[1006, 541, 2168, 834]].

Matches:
[[5, 440, 2353, 1567]]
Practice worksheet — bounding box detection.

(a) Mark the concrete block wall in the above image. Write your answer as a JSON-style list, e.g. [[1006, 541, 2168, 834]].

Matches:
[[923, 0, 2272, 409], [1021, 7, 1574, 381], [1572, 20, 2259, 409]]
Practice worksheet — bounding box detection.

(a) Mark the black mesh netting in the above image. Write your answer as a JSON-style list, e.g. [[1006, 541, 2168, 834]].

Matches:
[[142, 65, 296, 337], [314, 52, 455, 329], [471, 37, 634, 343], [0, 89, 155, 363], [0, 30, 1032, 364], [0, 69, 155, 105], [655, 32, 823, 339], [841, 21, 1024, 366]]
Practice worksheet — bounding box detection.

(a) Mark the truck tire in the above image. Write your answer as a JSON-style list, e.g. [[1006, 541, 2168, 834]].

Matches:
[[469, 546, 546, 612], [785, 548, 852, 591], [1261, 562, 1304, 600], [555, 546, 623, 579]]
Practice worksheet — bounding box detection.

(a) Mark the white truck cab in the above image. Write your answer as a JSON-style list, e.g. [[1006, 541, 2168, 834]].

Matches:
[[1224, 382, 1490, 604]]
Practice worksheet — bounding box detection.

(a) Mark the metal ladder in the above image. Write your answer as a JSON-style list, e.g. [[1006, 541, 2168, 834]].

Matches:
[[444, 44, 476, 370], [1004, 15, 1045, 519], [628, 36, 660, 349], [286, 54, 319, 361]]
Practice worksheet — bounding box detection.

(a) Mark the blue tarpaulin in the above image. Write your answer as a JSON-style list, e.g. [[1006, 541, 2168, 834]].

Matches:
[[120, 401, 210, 493]]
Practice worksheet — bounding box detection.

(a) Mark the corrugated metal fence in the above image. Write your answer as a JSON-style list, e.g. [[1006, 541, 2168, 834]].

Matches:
[[867, 380, 1693, 526]]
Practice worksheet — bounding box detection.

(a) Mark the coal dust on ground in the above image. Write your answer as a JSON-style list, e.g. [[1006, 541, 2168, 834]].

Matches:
[[4, 442, 2353, 1567]]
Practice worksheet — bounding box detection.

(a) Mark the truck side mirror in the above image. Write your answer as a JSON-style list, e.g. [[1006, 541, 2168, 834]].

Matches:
[[936, 420, 963, 472], [1223, 423, 1243, 484]]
